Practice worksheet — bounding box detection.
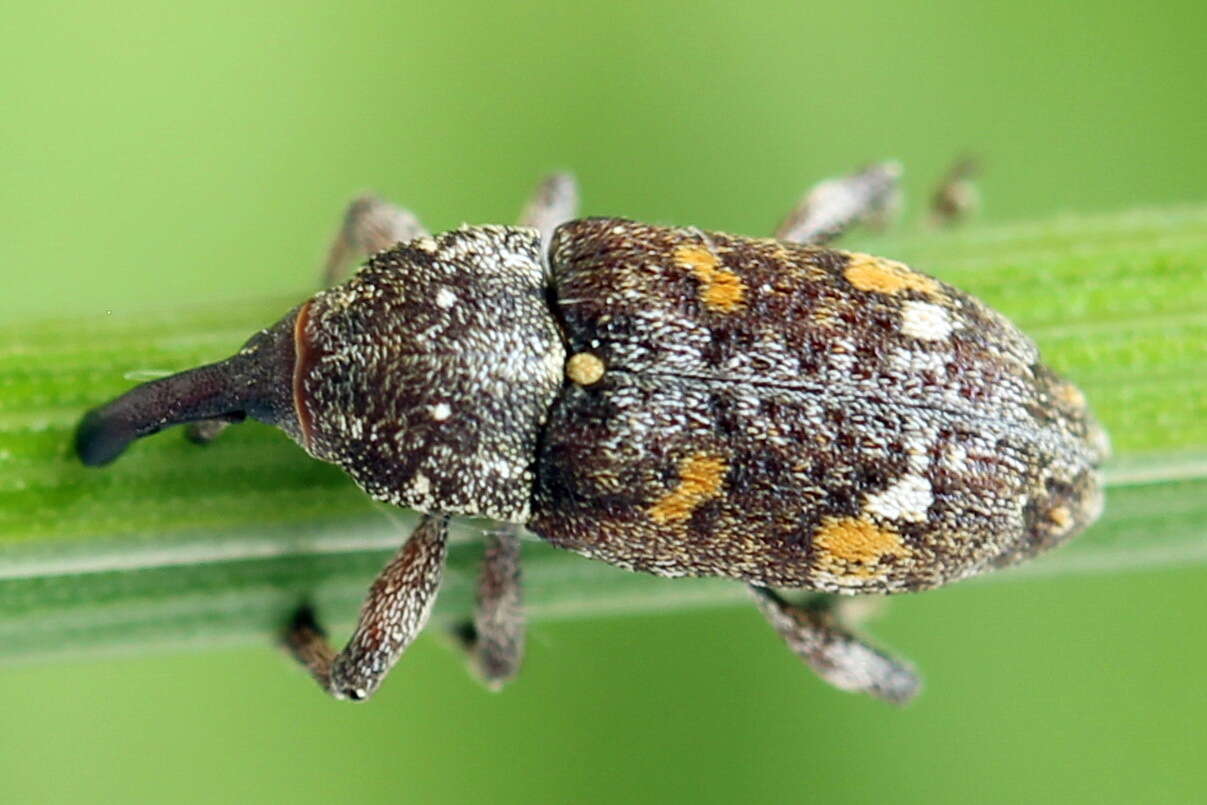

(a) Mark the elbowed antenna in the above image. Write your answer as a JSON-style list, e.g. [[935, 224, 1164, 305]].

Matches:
[[75, 308, 303, 467]]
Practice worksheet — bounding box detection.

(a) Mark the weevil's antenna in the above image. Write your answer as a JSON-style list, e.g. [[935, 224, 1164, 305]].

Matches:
[[75, 311, 301, 467]]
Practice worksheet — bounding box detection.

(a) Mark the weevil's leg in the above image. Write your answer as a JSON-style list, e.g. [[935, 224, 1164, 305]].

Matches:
[[749, 585, 920, 705], [182, 415, 241, 446], [929, 155, 981, 227], [183, 418, 232, 444], [518, 172, 579, 251], [775, 161, 902, 245], [450, 524, 526, 689], [322, 194, 429, 287], [285, 514, 450, 701]]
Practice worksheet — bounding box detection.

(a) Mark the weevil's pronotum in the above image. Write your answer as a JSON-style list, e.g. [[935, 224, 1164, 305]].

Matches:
[[75, 163, 1107, 704]]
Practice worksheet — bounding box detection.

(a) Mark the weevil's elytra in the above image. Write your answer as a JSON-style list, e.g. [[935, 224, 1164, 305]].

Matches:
[[74, 164, 1107, 705], [533, 219, 1105, 594]]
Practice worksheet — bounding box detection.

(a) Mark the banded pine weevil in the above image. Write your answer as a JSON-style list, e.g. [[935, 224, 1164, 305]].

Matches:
[[76, 163, 1107, 704]]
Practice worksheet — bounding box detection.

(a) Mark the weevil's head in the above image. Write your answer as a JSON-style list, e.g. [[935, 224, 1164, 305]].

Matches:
[[76, 225, 565, 523]]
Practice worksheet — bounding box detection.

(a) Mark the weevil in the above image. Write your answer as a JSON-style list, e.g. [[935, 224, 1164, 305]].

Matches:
[[75, 163, 1108, 704]]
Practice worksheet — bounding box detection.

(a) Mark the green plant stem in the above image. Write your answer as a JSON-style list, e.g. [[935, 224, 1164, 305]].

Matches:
[[1, 205, 1205, 662]]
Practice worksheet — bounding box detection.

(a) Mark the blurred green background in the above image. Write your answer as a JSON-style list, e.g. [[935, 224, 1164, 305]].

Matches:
[[2, 1, 1206, 803]]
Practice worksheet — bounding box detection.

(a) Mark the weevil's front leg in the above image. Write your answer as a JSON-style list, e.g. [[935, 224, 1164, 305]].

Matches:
[[322, 194, 429, 287], [451, 524, 526, 689], [285, 514, 450, 701], [775, 161, 902, 245], [518, 172, 579, 251], [749, 585, 920, 705]]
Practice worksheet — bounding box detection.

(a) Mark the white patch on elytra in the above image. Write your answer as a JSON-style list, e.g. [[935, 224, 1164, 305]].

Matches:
[[905, 438, 931, 472], [943, 443, 968, 473], [435, 288, 457, 308], [888, 347, 947, 376], [827, 338, 858, 372], [900, 301, 954, 341], [428, 403, 451, 421], [865, 474, 933, 522]]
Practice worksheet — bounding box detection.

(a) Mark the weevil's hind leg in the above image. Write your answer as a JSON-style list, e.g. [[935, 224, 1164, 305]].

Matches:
[[518, 172, 579, 252], [451, 524, 526, 690], [322, 194, 429, 287], [775, 161, 902, 245], [749, 585, 920, 705], [929, 155, 981, 228], [285, 514, 450, 701]]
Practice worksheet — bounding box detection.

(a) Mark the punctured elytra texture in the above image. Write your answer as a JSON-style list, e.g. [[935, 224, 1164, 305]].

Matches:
[[530, 218, 1107, 593]]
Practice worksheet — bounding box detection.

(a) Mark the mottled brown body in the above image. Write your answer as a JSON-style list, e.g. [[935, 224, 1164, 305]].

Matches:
[[75, 166, 1108, 703], [532, 219, 1107, 592]]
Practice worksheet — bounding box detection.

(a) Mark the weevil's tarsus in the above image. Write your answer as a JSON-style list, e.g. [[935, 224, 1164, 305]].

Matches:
[[775, 161, 903, 245], [518, 172, 579, 252], [286, 514, 450, 701], [452, 524, 526, 690], [75, 313, 300, 466], [749, 586, 920, 705], [322, 194, 429, 286], [284, 605, 336, 691], [929, 155, 981, 227], [184, 417, 233, 445]]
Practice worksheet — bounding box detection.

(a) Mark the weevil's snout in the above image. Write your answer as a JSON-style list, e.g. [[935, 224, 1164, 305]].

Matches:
[[75, 308, 303, 466], [75, 397, 243, 467], [75, 408, 127, 466]]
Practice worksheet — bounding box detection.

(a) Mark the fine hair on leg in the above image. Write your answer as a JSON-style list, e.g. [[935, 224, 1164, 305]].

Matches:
[[284, 514, 450, 701]]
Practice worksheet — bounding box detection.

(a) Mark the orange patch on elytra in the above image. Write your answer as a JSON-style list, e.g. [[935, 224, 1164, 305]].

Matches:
[[674, 244, 745, 312], [843, 253, 940, 297], [648, 453, 728, 524], [812, 515, 910, 578]]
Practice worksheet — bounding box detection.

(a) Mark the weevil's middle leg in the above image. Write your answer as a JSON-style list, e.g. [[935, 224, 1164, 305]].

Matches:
[[517, 172, 579, 252], [285, 514, 450, 701], [775, 161, 902, 245], [749, 585, 920, 705], [451, 524, 526, 690]]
